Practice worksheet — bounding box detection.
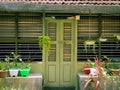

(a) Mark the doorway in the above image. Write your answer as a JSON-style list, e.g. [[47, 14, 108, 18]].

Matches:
[[45, 19, 75, 87]]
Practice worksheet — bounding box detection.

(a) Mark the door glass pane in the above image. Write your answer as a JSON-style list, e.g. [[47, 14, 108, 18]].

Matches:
[[48, 22, 56, 41], [63, 22, 72, 40], [48, 44, 56, 61], [63, 44, 71, 61]]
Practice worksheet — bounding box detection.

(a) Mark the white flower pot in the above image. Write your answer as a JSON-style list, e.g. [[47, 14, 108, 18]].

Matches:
[[90, 68, 98, 76], [9, 69, 19, 77]]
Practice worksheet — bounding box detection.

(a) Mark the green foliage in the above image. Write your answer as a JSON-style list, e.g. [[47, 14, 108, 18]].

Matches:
[[0, 86, 22, 90], [18, 62, 30, 69], [38, 35, 51, 53], [107, 63, 120, 69], [0, 62, 9, 71], [113, 33, 120, 48], [5, 52, 21, 68], [5, 52, 30, 69]]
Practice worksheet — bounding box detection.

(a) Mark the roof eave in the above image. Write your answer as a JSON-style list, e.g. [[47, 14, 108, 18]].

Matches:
[[0, 2, 120, 14]]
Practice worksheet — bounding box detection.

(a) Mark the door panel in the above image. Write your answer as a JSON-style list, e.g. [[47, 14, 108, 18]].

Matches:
[[60, 22, 74, 86], [63, 65, 71, 82], [45, 20, 74, 87]]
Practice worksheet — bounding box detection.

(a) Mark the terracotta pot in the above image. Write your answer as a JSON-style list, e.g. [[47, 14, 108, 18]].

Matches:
[[111, 69, 119, 76], [0, 70, 7, 78], [83, 66, 91, 74]]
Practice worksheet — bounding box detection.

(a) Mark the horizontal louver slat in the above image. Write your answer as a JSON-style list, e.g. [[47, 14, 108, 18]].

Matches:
[[77, 15, 99, 61], [0, 15, 15, 39], [18, 43, 42, 61], [18, 15, 42, 39], [77, 15, 120, 61], [0, 12, 43, 62], [0, 43, 15, 60]]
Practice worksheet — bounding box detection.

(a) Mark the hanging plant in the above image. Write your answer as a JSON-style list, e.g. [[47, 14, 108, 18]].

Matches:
[[99, 36, 107, 42], [113, 34, 120, 48], [113, 34, 120, 40], [84, 40, 96, 53], [38, 35, 51, 53]]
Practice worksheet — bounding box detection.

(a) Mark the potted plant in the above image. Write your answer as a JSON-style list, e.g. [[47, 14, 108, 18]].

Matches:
[[38, 35, 51, 53], [5, 52, 21, 77], [83, 66, 91, 74], [0, 61, 9, 78], [107, 63, 120, 76], [82, 59, 95, 74], [99, 36, 107, 42], [19, 62, 31, 77], [83, 56, 107, 90], [84, 40, 96, 53]]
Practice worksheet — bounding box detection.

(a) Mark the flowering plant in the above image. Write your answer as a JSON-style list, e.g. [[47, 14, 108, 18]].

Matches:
[[83, 56, 107, 90]]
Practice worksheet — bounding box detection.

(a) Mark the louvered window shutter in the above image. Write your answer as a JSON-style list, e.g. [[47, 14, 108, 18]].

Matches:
[[101, 15, 120, 60], [0, 13, 43, 61], [77, 15, 120, 61], [18, 13, 43, 61], [77, 15, 99, 61], [0, 13, 16, 60]]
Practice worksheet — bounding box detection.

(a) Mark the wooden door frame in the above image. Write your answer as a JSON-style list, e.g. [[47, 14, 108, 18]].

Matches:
[[44, 18, 77, 87]]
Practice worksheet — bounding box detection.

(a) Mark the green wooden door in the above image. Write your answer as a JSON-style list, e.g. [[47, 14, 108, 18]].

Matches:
[[45, 19, 75, 87]]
